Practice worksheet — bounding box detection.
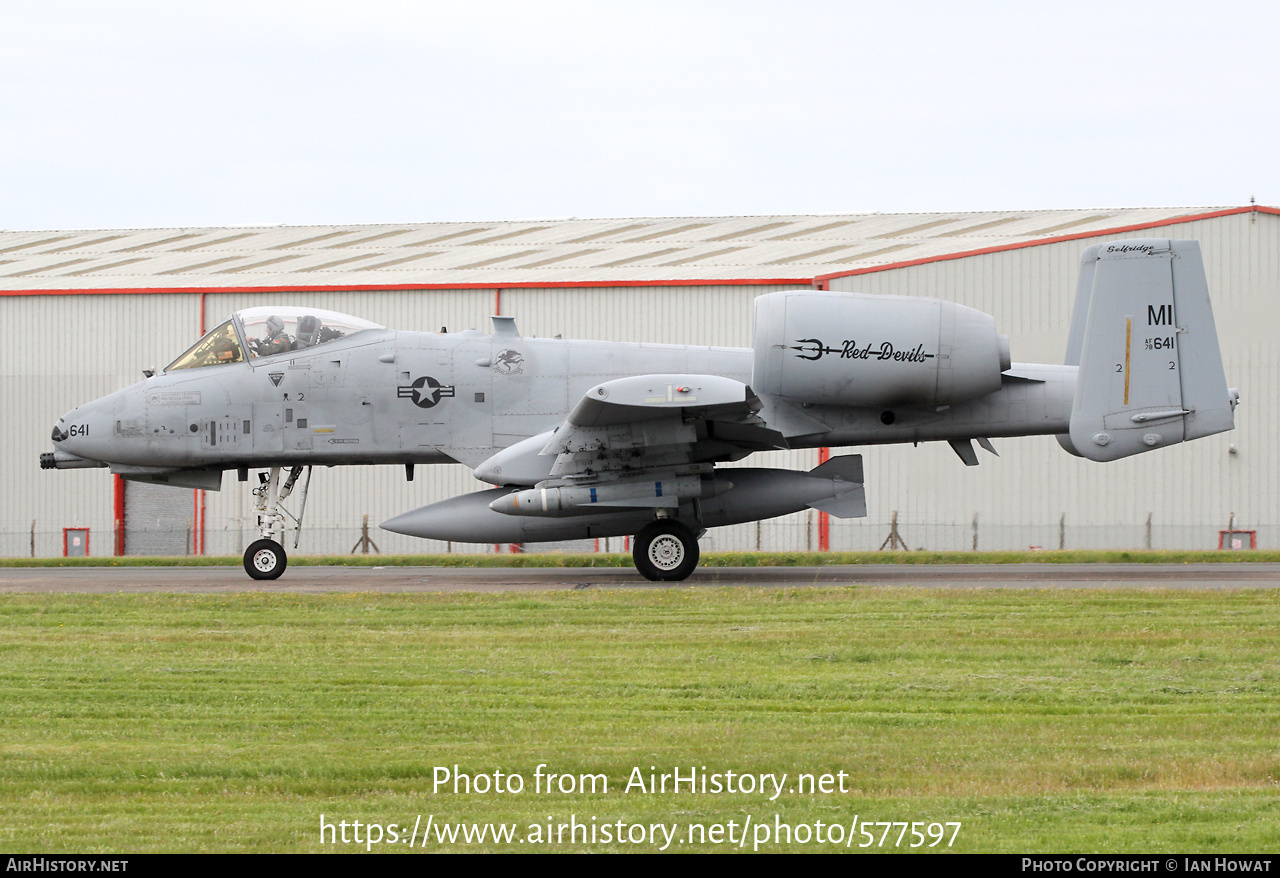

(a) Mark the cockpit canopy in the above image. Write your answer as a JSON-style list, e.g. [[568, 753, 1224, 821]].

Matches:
[[165, 307, 384, 372]]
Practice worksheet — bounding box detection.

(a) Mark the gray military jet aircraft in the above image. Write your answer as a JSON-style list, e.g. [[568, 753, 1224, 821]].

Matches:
[[43, 239, 1237, 581]]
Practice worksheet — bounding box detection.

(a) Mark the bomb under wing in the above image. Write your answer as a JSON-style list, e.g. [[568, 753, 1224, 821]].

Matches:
[[383, 459, 866, 543]]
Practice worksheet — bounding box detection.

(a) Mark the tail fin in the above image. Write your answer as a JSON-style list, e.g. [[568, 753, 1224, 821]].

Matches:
[[807, 453, 867, 518], [809, 453, 864, 482], [1059, 239, 1236, 462]]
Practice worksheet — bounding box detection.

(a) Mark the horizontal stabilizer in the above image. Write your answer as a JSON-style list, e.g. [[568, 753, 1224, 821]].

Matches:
[[1064, 239, 1235, 462]]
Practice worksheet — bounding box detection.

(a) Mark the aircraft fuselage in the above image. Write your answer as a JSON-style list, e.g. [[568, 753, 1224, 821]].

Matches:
[[52, 327, 1076, 476]]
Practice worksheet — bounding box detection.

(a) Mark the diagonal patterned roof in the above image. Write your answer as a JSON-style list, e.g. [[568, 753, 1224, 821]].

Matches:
[[0, 207, 1260, 291]]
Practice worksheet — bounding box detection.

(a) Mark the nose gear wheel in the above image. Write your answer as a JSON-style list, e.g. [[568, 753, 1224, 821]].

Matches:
[[244, 538, 287, 580]]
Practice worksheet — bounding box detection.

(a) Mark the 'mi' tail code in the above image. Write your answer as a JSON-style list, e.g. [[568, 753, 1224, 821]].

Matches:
[[1059, 239, 1236, 462]]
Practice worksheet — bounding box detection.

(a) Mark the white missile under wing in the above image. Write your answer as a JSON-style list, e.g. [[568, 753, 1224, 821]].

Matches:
[[46, 239, 1235, 582]]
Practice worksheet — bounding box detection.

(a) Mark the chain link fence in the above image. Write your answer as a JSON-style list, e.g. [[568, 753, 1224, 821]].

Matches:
[[4, 515, 1264, 559]]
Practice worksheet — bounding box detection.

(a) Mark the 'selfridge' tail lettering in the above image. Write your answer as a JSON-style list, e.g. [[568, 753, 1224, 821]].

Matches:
[[1058, 239, 1236, 462]]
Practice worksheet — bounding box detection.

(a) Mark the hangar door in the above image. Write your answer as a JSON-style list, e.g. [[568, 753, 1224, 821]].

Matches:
[[124, 481, 195, 556]]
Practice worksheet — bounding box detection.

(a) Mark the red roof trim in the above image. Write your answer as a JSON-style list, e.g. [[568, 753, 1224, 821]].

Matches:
[[0, 277, 812, 297], [814, 206, 1278, 284]]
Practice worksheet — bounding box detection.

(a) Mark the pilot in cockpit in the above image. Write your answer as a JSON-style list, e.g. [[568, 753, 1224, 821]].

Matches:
[[250, 314, 291, 357]]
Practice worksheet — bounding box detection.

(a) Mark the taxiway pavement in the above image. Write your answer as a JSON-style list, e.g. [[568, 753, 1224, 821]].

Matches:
[[0, 563, 1276, 593]]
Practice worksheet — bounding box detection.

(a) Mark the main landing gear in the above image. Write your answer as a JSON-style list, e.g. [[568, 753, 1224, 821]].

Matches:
[[243, 465, 312, 581], [631, 519, 701, 582]]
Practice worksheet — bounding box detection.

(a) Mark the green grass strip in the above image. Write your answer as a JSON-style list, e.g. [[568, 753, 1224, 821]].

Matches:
[[0, 588, 1277, 852]]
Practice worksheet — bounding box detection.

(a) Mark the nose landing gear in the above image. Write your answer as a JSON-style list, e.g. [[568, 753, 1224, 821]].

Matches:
[[243, 465, 311, 581]]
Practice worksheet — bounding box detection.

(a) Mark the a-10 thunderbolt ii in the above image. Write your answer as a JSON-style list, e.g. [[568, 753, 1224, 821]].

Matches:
[[42, 239, 1237, 581]]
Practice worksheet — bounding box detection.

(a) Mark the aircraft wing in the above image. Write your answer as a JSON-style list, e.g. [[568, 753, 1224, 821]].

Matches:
[[541, 374, 785, 481]]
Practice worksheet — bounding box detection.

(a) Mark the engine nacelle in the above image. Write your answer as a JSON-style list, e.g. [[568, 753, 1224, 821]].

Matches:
[[751, 291, 1011, 409]]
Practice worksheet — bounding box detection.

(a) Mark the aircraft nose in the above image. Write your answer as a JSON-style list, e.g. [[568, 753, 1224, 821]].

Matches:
[[51, 407, 82, 445], [53, 411, 81, 450], [49, 399, 109, 460], [42, 409, 107, 470]]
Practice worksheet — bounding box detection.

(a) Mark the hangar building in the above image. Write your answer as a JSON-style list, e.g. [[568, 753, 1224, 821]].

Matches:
[[4, 206, 1275, 557]]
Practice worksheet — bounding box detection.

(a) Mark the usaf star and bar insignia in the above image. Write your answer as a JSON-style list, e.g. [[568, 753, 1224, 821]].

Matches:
[[397, 376, 456, 409]]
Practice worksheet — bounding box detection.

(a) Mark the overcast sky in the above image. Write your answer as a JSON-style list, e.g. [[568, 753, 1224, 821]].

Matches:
[[3, 1, 1277, 230]]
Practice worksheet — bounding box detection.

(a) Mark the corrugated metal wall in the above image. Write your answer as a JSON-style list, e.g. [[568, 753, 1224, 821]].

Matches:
[[825, 212, 1277, 550], [7, 215, 1274, 557], [3, 293, 197, 556], [124, 480, 194, 555]]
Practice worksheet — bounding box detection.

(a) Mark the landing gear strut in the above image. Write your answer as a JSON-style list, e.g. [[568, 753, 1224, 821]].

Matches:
[[632, 520, 700, 582], [243, 465, 312, 581]]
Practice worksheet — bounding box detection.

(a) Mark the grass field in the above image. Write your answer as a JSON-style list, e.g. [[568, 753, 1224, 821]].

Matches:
[[1, 586, 1277, 853]]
